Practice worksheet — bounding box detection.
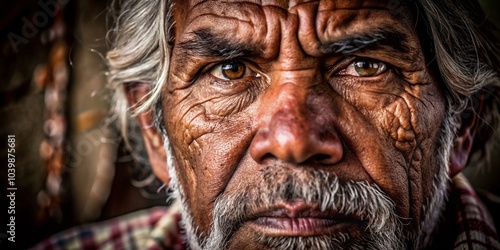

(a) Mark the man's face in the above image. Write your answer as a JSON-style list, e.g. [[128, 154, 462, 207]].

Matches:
[[163, 0, 446, 248]]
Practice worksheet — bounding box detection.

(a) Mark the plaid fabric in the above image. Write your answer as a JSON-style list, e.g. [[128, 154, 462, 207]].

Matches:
[[31, 201, 185, 250], [450, 174, 500, 250], [31, 175, 499, 250]]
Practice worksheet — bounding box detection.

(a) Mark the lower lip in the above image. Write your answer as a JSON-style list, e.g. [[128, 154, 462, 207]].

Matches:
[[250, 217, 353, 237]]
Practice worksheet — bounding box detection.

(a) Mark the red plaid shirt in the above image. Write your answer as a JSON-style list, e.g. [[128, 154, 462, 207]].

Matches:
[[31, 201, 185, 250], [444, 174, 500, 249], [32, 175, 499, 249]]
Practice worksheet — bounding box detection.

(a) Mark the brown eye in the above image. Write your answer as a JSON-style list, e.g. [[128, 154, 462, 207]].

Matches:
[[338, 60, 387, 77], [211, 61, 246, 80]]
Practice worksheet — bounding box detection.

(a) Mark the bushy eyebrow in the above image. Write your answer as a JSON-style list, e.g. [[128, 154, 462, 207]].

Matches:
[[177, 28, 411, 60], [319, 29, 410, 55], [177, 29, 259, 59]]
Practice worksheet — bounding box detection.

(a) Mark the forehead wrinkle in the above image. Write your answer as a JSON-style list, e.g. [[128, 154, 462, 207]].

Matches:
[[192, 12, 255, 28], [316, 9, 388, 39], [181, 2, 266, 36], [279, 0, 319, 9], [187, 13, 254, 34], [186, 0, 265, 13], [186, 0, 318, 10], [176, 0, 418, 60], [183, 0, 391, 10], [178, 3, 284, 60], [318, 0, 391, 10]]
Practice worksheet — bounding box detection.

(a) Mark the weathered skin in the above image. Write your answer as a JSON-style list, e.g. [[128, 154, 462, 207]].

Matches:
[[163, 0, 445, 248]]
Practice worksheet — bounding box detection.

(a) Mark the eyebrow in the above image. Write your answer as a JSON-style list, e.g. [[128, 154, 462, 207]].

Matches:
[[177, 29, 259, 59], [178, 28, 411, 60], [319, 29, 410, 55]]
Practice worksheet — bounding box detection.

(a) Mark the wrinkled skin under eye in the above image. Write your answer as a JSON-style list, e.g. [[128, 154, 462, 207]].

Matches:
[[338, 59, 388, 77], [210, 61, 257, 80]]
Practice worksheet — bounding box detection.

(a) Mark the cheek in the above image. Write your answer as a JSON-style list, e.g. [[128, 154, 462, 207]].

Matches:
[[381, 85, 445, 168], [163, 86, 214, 230], [163, 84, 257, 234], [380, 89, 445, 211], [360, 85, 445, 222], [333, 74, 446, 223]]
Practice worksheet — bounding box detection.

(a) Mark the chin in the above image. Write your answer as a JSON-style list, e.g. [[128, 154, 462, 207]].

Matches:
[[223, 225, 406, 250]]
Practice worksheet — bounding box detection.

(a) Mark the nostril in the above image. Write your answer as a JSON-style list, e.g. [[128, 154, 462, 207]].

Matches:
[[314, 154, 330, 161], [261, 153, 275, 162], [311, 153, 339, 165]]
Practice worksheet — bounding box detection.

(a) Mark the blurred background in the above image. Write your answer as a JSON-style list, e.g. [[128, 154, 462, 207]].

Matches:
[[0, 1, 167, 248], [0, 0, 499, 248]]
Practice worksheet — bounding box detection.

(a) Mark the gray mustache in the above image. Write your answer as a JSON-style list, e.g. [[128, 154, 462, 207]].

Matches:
[[205, 167, 401, 248]]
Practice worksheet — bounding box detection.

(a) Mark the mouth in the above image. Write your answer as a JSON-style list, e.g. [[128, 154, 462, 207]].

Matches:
[[247, 200, 361, 237]]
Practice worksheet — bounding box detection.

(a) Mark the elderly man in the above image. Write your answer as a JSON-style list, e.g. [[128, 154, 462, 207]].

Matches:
[[33, 0, 500, 249]]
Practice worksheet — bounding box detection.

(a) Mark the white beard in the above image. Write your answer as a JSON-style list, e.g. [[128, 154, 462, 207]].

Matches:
[[414, 109, 459, 249], [162, 110, 458, 250], [202, 169, 405, 250]]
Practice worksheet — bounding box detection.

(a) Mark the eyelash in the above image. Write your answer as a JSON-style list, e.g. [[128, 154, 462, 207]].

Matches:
[[333, 58, 389, 76], [205, 57, 393, 84], [208, 60, 262, 81]]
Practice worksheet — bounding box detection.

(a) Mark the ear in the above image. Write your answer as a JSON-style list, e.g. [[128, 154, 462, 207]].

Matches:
[[124, 82, 170, 185], [449, 93, 483, 177]]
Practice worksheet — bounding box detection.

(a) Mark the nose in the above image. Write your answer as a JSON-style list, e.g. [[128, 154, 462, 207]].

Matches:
[[250, 84, 343, 165]]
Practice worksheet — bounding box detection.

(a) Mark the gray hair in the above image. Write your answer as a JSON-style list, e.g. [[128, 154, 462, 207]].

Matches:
[[106, 0, 500, 167], [107, 0, 173, 139], [415, 0, 500, 165]]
